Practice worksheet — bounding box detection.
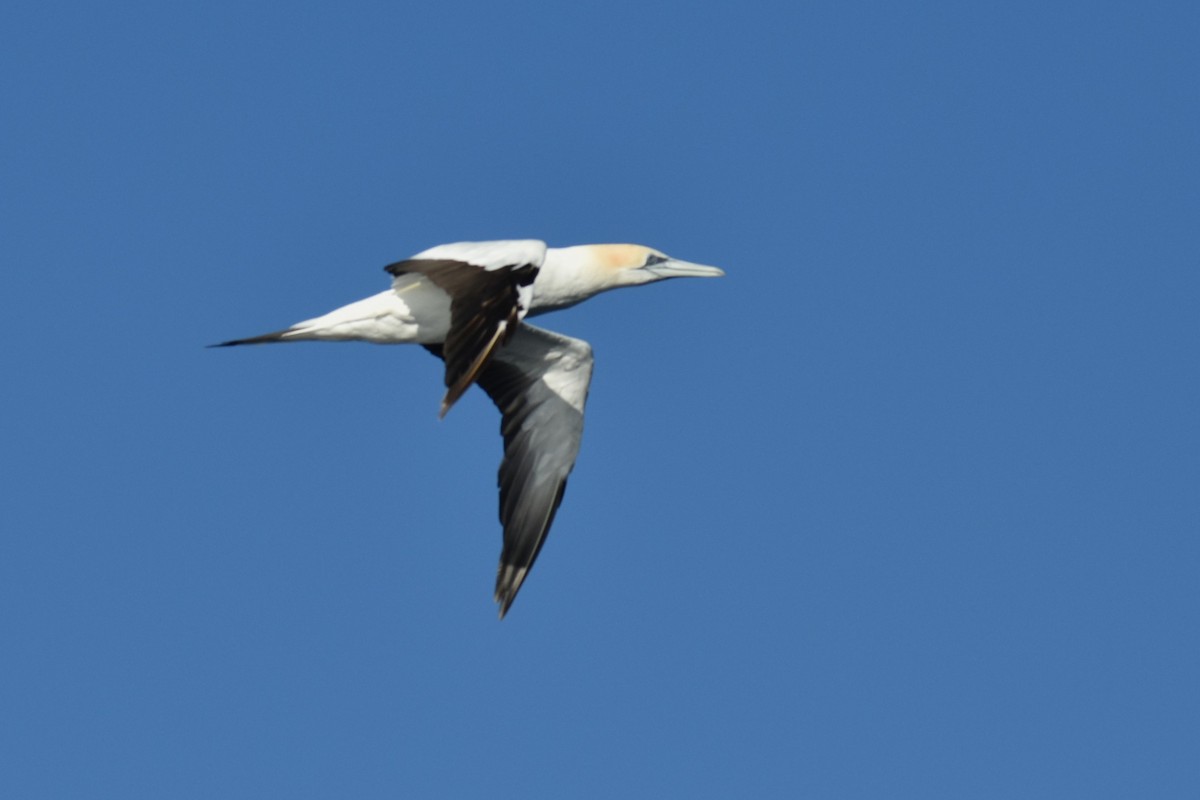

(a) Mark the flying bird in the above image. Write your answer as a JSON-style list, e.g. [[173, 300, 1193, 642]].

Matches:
[[214, 240, 723, 617]]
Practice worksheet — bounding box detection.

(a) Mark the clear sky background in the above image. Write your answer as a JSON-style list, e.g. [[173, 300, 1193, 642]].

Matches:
[[2, 1, 1197, 797]]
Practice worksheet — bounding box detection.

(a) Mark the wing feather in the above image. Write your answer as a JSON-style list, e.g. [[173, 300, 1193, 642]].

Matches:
[[427, 323, 593, 617], [387, 240, 546, 416]]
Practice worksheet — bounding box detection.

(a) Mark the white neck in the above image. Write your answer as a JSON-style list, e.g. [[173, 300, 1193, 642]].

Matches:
[[529, 246, 620, 313]]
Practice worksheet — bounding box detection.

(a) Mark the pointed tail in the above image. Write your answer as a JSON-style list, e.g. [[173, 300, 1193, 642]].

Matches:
[[207, 328, 295, 348]]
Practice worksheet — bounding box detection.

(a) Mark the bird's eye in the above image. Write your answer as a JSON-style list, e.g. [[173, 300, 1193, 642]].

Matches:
[[644, 254, 668, 267]]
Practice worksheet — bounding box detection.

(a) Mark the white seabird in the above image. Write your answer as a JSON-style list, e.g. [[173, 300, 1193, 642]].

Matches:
[[215, 239, 723, 617]]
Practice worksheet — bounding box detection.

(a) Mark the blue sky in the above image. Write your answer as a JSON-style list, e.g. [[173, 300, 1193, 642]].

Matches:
[[2, 1, 1197, 797]]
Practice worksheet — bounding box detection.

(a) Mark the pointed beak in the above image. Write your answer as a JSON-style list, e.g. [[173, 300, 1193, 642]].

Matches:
[[646, 259, 725, 279]]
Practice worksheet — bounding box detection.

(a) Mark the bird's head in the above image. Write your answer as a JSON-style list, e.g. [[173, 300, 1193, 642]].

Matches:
[[534, 244, 724, 311], [581, 244, 725, 288]]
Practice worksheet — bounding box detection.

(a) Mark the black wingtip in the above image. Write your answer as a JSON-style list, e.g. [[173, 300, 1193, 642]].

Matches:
[[438, 386, 467, 419], [494, 564, 528, 620]]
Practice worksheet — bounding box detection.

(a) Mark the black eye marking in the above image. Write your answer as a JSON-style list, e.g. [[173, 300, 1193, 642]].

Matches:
[[644, 254, 668, 267]]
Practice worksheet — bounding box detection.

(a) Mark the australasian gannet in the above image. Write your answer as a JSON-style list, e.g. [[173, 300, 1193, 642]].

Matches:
[[214, 240, 723, 617]]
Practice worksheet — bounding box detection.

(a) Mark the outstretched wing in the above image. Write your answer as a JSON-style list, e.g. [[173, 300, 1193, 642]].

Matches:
[[427, 323, 594, 618], [387, 240, 547, 416]]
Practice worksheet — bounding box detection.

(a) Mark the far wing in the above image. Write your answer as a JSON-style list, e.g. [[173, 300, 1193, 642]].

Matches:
[[428, 323, 594, 618], [386, 240, 547, 416]]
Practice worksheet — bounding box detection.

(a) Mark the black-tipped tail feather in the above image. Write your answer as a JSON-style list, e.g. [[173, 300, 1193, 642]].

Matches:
[[208, 328, 294, 348]]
